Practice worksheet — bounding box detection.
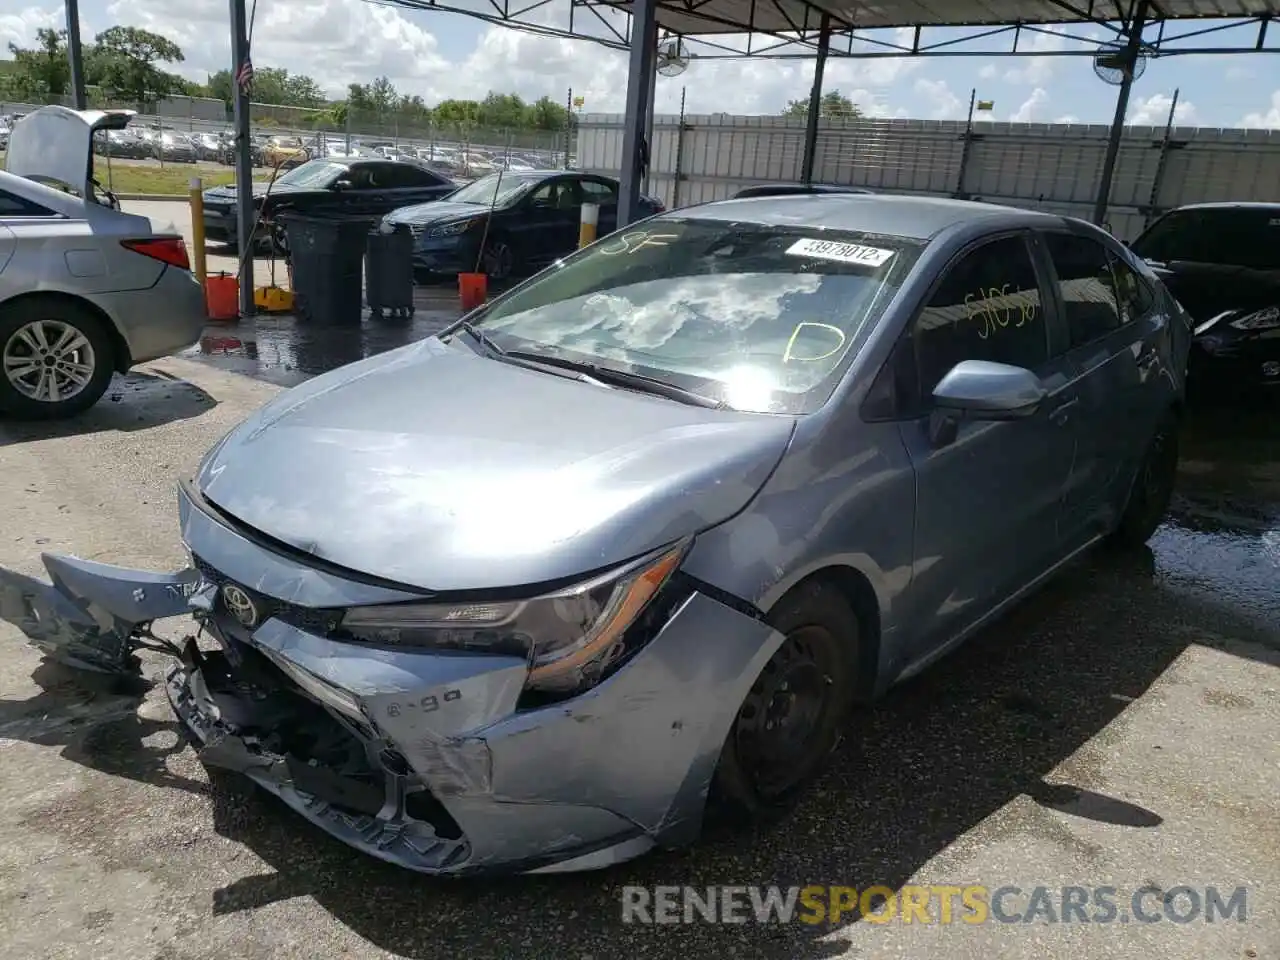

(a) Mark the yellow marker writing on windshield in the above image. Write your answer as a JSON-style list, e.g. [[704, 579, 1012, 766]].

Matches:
[[598, 231, 681, 256], [783, 322, 846, 362]]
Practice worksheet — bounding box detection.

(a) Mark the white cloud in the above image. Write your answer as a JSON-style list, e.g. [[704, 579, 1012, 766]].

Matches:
[[1010, 87, 1049, 123], [1128, 92, 1197, 126], [0, 4, 60, 49], [1225, 64, 1253, 82], [978, 64, 997, 80], [913, 77, 965, 120], [1239, 90, 1280, 128], [1055, 113, 1079, 124], [1002, 26, 1068, 86]]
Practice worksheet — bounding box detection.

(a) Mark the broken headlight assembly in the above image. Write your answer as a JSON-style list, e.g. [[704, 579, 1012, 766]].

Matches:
[[339, 540, 688, 696]]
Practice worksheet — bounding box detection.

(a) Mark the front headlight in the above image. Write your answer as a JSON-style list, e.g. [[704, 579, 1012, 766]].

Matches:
[[1228, 305, 1280, 331], [427, 218, 477, 238], [339, 541, 688, 695]]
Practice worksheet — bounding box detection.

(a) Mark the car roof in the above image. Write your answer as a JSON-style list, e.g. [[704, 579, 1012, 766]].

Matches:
[[680, 193, 1060, 241], [1162, 201, 1280, 214]]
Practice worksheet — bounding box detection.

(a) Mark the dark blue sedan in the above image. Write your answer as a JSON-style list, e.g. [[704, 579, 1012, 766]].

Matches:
[[383, 170, 665, 279]]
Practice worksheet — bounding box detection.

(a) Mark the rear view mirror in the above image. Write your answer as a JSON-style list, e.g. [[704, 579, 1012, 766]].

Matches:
[[333, 179, 353, 191], [932, 360, 1047, 420]]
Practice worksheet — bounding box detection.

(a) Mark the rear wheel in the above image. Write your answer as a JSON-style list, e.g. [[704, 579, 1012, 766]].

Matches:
[[0, 299, 115, 420], [711, 581, 858, 821], [1112, 412, 1179, 547]]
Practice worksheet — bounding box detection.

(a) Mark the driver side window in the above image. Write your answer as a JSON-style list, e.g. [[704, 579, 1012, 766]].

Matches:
[[914, 235, 1048, 403]]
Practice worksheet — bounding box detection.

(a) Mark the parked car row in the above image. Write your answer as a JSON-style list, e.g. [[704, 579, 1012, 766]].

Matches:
[[201, 157, 663, 276]]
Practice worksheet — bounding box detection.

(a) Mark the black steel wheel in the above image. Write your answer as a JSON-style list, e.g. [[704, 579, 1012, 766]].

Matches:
[[1112, 412, 1179, 548], [712, 580, 857, 820]]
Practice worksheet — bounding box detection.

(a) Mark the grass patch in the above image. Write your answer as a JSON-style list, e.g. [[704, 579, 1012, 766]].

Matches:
[[1, 152, 269, 196]]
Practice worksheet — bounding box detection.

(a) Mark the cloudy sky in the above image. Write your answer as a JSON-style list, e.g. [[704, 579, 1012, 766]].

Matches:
[[1, 0, 1278, 128]]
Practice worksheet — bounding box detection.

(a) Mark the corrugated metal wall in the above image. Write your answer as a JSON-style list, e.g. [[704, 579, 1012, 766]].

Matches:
[[577, 113, 1280, 240]]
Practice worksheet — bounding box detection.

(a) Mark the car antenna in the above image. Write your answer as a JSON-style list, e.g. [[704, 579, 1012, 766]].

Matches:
[[471, 167, 505, 276]]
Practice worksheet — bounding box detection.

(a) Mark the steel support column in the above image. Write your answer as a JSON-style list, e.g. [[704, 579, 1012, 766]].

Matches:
[[800, 12, 832, 185], [1092, 0, 1149, 226], [618, 0, 658, 226], [64, 0, 86, 110], [230, 0, 255, 317], [643, 57, 657, 195]]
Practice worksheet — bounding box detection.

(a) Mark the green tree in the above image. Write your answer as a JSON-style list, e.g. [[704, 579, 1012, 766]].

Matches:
[[5, 27, 71, 100], [526, 94, 569, 131], [432, 98, 481, 129], [782, 89, 863, 120], [93, 26, 185, 104]]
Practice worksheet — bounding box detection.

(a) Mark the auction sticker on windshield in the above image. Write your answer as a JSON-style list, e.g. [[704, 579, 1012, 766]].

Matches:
[[786, 238, 895, 267]]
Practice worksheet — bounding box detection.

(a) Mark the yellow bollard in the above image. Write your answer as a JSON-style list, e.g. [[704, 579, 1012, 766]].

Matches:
[[578, 201, 599, 248], [189, 177, 207, 291]]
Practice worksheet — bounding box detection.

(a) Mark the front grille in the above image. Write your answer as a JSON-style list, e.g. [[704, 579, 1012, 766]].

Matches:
[[193, 554, 343, 636]]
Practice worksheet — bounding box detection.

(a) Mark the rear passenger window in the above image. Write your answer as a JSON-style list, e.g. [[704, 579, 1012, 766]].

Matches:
[[1044, 233, 1122, 347], [1107, 253, 1153, 324], [915, 235, 1047, 399]]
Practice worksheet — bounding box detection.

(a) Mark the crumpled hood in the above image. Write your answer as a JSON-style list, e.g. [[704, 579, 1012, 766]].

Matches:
[[385, 200, 483, 225], [195, 338, 795, 592]]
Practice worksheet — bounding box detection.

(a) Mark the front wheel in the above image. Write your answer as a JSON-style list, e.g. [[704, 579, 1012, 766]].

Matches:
[[0, 300, 115, 419], [711, 581, 858, 822], [480, 238, 517, 280], [1112, 412, 1179, 547]]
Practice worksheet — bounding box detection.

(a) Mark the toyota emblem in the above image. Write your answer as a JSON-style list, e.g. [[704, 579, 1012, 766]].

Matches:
[[220, 583, 259, 628]]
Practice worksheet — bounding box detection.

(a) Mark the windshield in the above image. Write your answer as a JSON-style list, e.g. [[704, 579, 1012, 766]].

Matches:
[[469, 218, 922, 414], [275, 160, 345, 188], [1131, 208, 1280, 271], [450, 174, 534, 206]]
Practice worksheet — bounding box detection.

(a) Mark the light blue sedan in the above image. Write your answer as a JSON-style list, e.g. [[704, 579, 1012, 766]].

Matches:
[[1, 193, 1190, 874]]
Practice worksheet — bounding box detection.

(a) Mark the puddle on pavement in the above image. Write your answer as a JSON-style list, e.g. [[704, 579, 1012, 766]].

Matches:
[[183, 317, 1278, 634]]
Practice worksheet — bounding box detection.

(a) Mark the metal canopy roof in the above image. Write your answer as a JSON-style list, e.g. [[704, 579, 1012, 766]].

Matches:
[[382, 0, 1280, 58], [592, 0, 1280, 36]]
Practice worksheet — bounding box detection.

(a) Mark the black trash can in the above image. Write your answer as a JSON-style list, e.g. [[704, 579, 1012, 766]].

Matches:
[[278, 212, 372, 324], [365, 223, 415, 320]]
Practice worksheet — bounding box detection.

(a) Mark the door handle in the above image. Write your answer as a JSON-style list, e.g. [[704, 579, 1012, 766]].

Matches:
[[1047, 396, 1079, 425], [1136, 348, 1158, 371]]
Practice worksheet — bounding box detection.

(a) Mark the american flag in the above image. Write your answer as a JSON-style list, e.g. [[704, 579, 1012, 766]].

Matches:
[[237, 58, 254, 93]]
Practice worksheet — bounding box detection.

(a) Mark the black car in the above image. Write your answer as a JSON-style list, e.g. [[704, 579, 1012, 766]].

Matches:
[[201, 156, 458, 250], [1129, 203, 1280, 393], [382, 170, 665, 279], [733, 183, 874, 199]]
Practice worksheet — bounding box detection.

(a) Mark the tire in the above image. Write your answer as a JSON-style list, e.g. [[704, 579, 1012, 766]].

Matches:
[[711, 580, 858, 822], [1111, 412, 1179, 548], [0, 299, 115, 420], [481, 237, 517, 280]]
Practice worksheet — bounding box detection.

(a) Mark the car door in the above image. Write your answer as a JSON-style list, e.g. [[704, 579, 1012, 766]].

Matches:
[[1036, 229, 1167, 545], [514, 178, 581, 267], [896, 232, 1080, 658], [578, 177, 620, 236], [342, 162, 393, 217], [379, 162, 453, 212]]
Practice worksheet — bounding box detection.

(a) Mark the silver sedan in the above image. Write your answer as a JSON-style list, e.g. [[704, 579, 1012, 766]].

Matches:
[[0, 170, 206, 418]]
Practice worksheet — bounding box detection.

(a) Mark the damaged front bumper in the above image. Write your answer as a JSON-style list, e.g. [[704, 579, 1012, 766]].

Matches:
[[0, 483, 781, 875]]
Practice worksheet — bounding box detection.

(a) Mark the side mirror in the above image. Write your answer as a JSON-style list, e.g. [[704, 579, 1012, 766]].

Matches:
[[932, 360, 1047, 420], [332, 179, 353, 191]]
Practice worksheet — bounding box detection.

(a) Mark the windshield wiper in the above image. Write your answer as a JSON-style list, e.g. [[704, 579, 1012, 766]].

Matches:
[[504, 350, 726, 409], [451, 320, 505, 356]]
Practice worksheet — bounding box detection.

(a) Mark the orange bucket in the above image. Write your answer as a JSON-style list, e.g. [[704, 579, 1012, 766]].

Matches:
[[458, 272, 488, 312], [206, 273, 240, 321]]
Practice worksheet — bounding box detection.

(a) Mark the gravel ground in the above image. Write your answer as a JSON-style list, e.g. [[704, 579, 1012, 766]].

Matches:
[[0, 357, 1277, 960]]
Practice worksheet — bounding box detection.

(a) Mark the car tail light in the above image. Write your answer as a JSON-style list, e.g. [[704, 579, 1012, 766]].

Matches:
[[121, 237, 190, 271]]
